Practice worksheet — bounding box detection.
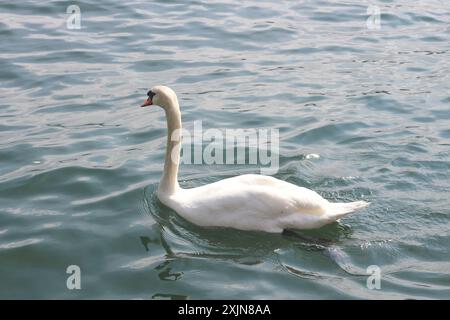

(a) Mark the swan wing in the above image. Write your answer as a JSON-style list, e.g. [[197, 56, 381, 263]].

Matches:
[[168, 174, 331, 232]]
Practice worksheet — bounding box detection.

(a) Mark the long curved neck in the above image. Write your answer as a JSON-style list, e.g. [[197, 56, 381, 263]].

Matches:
[[159, 99, 182, 195]]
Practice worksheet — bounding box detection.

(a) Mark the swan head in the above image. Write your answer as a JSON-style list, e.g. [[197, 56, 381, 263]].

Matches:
[[141, 85, 178, 111]]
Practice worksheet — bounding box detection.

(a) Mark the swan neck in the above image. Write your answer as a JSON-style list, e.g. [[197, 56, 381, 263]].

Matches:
[[159, 98, 181, 195]]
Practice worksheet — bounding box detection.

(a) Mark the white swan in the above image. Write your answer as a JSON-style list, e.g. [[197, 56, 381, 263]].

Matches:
[[140, 86, 369, 233]]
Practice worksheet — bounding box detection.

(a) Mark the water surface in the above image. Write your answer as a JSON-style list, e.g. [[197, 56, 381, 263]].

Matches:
[[0, 0, 449, 299]]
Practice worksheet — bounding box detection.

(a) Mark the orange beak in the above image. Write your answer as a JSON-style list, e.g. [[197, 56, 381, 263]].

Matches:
[[140, 97, 153, 107]]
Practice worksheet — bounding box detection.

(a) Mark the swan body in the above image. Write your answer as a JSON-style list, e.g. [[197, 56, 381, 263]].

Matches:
[[141, 86, 369, 233]]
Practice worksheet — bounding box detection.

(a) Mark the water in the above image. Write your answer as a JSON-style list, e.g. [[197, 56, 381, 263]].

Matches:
[[0, 0, 449, 299]]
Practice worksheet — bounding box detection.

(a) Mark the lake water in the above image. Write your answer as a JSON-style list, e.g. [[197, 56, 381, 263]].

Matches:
[[0, 0, 449, 299]]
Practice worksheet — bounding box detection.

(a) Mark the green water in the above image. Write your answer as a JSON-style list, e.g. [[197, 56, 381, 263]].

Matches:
[[0, 0, 449, 299]]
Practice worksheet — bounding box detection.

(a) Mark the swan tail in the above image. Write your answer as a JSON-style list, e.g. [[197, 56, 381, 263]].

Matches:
[[326, 200, 370, 220]]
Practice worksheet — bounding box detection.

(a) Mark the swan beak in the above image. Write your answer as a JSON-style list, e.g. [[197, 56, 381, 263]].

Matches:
[[141, 98, 153, 107]]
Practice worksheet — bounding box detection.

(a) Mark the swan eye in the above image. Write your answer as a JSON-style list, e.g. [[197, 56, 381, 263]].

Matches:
[[147, 90, 155, 99]]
